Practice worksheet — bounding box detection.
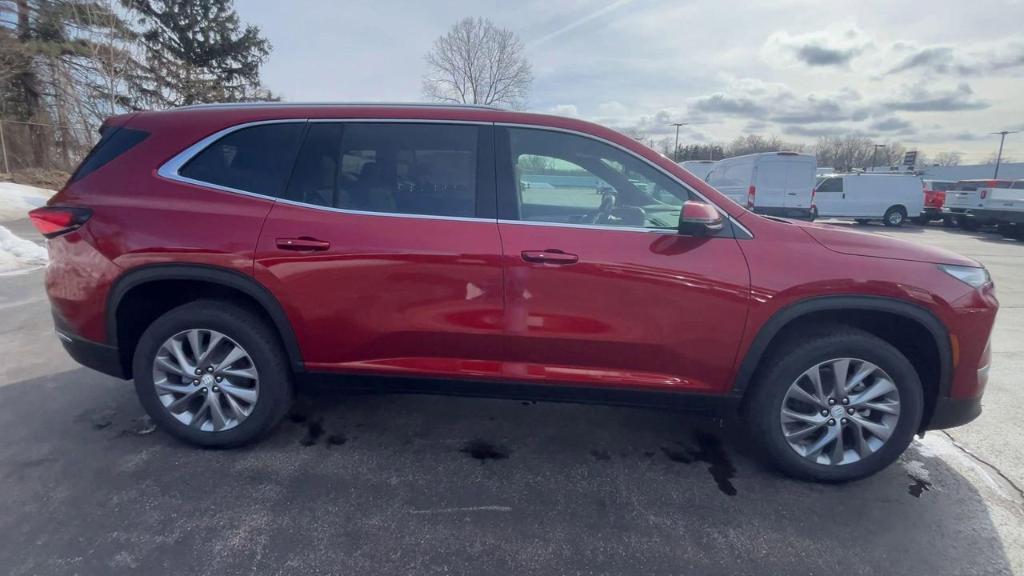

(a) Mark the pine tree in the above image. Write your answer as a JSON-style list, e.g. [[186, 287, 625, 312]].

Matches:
[[124, 0, 275, 107]]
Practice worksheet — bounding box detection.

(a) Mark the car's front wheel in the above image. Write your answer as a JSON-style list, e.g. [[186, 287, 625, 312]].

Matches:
[[747, 327, 923, 482], [133, 300, 292, 447]]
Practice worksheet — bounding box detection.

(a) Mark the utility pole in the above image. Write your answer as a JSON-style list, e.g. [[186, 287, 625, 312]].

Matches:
[[0, 119, 8, 175], [668, 122, 687, 162], [870, 144, 886, 172], [991, 131, 1018, 179]]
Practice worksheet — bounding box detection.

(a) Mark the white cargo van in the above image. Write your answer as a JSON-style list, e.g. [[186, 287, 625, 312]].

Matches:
[[678, 160, 717, 180], [704, 152, 815, 219], [813, 173, 924, 227]]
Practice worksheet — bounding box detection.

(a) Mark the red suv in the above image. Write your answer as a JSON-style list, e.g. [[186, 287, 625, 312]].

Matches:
[[31, 104, 997, 482]]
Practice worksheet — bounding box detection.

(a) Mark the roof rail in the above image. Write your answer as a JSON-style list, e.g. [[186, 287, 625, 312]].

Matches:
[[172, 101, 504, 111]]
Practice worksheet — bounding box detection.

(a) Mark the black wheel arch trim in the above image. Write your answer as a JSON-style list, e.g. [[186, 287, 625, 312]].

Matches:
[[106, 263, 305, 373], [732, 295, 952, 400]]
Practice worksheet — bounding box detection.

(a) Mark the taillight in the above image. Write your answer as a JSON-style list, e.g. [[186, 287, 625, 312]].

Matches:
[[28, 207, 91, 238], [746, 185, 756, 208]]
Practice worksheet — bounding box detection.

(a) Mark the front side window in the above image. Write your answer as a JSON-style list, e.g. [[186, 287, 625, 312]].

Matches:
[[285, 122, 478, 218], [815, 177, 843, 193], [179, 123, 305, 197], [507, 128, 691, 229]]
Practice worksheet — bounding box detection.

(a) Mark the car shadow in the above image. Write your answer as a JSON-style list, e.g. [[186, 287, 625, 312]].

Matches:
[[0, 368, 1013, 576]]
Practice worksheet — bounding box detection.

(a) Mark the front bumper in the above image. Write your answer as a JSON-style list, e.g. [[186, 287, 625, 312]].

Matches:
[[926, 395, 982, 430]]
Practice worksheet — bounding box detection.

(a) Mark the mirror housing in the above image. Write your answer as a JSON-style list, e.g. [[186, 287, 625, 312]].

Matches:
[[678, 201, 724, 237]]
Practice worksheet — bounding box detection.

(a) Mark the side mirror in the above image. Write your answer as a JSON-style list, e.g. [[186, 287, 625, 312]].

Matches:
[[678, 201, 724, 237]]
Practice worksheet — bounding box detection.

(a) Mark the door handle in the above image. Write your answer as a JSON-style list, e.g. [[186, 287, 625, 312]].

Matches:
[[521, 249, 578, 265], [786, 192, 798, 195], [276, 237, 331, 251]]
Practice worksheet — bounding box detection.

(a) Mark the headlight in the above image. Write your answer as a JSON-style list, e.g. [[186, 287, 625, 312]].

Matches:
[[939, 264, 990, 288]]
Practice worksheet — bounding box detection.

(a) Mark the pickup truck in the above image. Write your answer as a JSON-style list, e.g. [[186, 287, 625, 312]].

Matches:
[[942, 179, 1014, 229], [965, 179, 1024, 238]]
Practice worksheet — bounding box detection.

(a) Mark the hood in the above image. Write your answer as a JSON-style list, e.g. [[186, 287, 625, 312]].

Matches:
[[793, 221, 979, 267]]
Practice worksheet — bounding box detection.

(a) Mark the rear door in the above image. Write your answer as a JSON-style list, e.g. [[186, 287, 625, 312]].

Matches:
[[254, 121, 506, 378], [784, 157, 815, 209], [493, 125, 750, 393], [754, 158, 787, 209]]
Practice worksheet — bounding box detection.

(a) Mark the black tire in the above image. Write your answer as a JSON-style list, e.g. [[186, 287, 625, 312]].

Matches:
[[133, 300, 292, 447], [746, 327, 923, 482], [882, 206, 906, 227], [942, 215, 957, 228], [961, 217, 979, 231]]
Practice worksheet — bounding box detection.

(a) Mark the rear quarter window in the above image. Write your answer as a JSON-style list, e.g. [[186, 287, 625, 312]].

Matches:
[[71, 127, 149, 183], [179, 122, 306, 197]]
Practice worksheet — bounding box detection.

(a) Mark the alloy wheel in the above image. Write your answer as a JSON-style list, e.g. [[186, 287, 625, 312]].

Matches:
[[151, 329, 260, 432], [780, 358, 901, 466]]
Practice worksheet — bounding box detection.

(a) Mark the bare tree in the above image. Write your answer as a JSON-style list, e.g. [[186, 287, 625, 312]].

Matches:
[[724, 134, 804, 157], [932, 151, 962, 166], [423, 17, 532, 108]]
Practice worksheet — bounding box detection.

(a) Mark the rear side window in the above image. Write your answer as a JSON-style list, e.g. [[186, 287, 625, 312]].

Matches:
[[71, 127, 149, 183], [1012, 181, 1024, 189], [930, 181, 955, 192], [285, 122, 478, 218], [180, 123, 305, 197]]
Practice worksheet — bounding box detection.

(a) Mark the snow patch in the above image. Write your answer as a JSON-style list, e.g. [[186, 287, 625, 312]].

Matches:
[[0, 182, 56, 221], [0, 225, 48, 275]]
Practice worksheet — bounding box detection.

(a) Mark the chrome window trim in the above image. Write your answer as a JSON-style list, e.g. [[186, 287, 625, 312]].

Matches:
[[497, 219, 678, 235], [156, 118, 494, 223], [494, 122, 753, 238], [155, 117, 753, 236]]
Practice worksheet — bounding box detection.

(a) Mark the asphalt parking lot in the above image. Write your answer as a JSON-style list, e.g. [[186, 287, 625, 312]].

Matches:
[[1, 219, 1022, 576]]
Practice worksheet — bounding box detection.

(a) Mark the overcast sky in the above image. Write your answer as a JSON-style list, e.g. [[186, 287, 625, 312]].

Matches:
[[240, 0, 1024, 163]]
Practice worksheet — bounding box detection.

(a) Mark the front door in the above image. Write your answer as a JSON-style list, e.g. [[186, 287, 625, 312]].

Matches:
[[495, 126, 750, 393], [255, 121, 506, 379]]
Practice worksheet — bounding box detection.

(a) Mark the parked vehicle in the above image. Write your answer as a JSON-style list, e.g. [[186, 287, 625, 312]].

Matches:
[[942, 179, 1014, 229], [32, 103, 996, 483], [705, 152, 816, 220], [813, 173, 924, 226], [678, 159, 716, 180], [965, 180, 1024, 239], [914, 179, 956, 224]]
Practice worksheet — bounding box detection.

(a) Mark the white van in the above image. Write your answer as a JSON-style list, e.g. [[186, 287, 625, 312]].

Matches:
[[704, 152, 816, 219], [813, 173, 924, 227], [678, 160, 717, 180]]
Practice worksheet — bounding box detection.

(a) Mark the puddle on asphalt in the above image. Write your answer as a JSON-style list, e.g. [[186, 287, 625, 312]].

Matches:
[[300, 419, 325, 446], [909, 476, 933, 497], [660, 430, 738, 496], [460, 439, 509, 462]]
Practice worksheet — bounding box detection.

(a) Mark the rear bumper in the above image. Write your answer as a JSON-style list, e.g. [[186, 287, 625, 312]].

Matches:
[[968, 209, 1024, 225], [926, 395, 982, 430], [922, 207, 944, 218], [53, 313, 127, 379]]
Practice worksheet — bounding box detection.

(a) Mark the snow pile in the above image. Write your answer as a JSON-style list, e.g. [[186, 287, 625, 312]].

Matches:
[[0, 225, 48, 274], [0, 182, 56, 221]]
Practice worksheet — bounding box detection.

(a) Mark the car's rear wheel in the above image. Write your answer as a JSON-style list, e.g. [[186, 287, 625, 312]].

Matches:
[[747, 328, 923, 482], [133, 300, 292, 447], [883, 206, 906, 227], [961, 217, 979, 231], [942, 215, 958, 228]]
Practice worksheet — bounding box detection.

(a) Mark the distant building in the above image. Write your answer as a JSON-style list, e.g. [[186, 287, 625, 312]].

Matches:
[[918, 163, 1024, 181]]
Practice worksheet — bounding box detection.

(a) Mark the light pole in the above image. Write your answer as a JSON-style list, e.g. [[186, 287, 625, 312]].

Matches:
[[669, 122, 687, 162], [870, 144, 886, 171], [991, 131, 1018, 179]]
